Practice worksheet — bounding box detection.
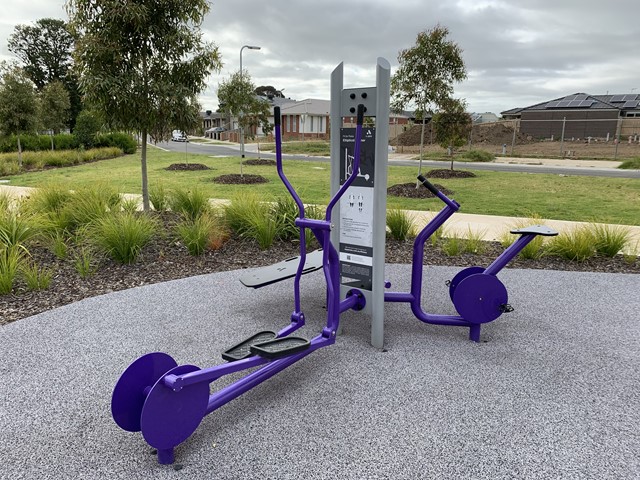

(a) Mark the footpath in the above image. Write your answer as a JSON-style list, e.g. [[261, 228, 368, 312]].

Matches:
[[2, 184, 639, 253]]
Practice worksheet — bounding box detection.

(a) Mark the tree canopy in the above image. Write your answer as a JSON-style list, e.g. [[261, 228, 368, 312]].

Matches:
[[0, 65, 39, 164], [255, 85, 285, 99], [432, 97, 472, 152], [8, 18, 74, 91], [218, 72, 271, 137], [391, 24, 467, 179], [40, 80, 71, 137], [66, 0, 222, 210], [391, 25, 467, 116]]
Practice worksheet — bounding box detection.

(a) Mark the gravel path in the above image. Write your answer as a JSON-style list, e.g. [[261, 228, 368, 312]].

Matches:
[[2, 265, 639, 479]]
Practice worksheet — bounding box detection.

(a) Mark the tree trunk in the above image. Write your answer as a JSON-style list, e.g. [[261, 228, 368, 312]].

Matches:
[[17, 133, 23, 169], [50, 134, 55, 151], [141, 129, 150, 211], [416, 116, 426, 188]]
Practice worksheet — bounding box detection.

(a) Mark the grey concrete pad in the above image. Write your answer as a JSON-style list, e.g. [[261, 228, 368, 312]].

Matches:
[[1, 265, 639, 479]]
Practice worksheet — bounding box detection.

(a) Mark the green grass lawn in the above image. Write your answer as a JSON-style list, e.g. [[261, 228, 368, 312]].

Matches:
[[4, 149, 640, 225]]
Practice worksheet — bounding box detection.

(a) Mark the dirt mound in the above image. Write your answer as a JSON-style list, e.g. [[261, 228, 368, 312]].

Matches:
[[391, 122, 533, 146], [391, 124, 434, 146], [165, 163, 211, 171], [212, 174, 268, 184], [471, 123, 532, 145], [426, 169, 476, 179], [387, 182, 453, 199], [243, 159, 276, 166]]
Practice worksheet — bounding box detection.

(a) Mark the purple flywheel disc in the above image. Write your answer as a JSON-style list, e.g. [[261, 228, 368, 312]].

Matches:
[[111, 352, 177, 432], [140, 364, 209, 450], [452, 273, 508, 324]]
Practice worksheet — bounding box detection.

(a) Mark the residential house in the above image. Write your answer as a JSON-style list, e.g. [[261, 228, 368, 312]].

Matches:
[[501, 93, 640, 139]]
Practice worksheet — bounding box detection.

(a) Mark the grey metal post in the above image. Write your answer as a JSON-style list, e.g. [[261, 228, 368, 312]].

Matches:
[[371, 57, 390, 349], [329, 59, 390, 349]]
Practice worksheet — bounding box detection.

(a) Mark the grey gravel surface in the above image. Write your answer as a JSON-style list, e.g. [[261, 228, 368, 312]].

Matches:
[[1, 265, 639, 480]]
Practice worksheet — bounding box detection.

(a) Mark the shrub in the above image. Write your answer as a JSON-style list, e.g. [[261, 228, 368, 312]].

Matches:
[[224, 193, 263, 236], [591, 223, 631, 257], [386, 209, 416, 241], [462, 149, 494, 162], [462, 227, 487, 254], [91, 212, 157, 264], [73, 245, 99, 278], [546, 225, 595, 261], [149, 183, 169, 212], [0, 247, 23, 294], [96, 132, 137, 154], [121, 197, 140, 213], [169, 188, 210, 221], [430, 225, 445, 247], [50, 232, 68, 259], [63, 187, 118, 231], [0, 212, 41, 253], [618, 158, 640, 170], [0, 192, 10, 213], [224, 194, 276, 249], [24, 186, 73, 215], [21, 262, 53, 291], [176, 214, 217, 255], [271, 196, 301, 241], [441, 233, 463, 256], [74, 110, 101, 148]]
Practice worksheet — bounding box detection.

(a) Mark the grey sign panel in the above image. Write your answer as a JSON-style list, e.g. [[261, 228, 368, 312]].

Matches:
[[338, 128, 376, 291]]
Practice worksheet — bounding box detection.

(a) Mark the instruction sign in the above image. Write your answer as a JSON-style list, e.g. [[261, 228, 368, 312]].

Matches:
[[339, 128, 375, 291]]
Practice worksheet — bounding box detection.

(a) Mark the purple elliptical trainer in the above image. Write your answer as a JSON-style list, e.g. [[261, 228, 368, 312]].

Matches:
[[111, 104, 369, 465]]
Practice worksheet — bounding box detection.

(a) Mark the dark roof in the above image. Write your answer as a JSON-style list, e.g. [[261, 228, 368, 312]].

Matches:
[[501, 107, 524, 115], [501, 93, 640, 115]]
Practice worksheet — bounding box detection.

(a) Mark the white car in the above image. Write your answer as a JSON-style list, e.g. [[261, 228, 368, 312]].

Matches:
[[171, 131, 188, 142]]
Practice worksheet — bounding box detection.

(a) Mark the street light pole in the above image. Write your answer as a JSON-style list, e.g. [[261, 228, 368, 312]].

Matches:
[[240, 45, 261, 159]]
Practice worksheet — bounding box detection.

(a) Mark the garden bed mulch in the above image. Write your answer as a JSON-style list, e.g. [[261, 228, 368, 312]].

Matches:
[[165, 163, 211, 171], [243, 159, 276, 166], [425, 169, 477, 179], [1, 213, 638, 326], [388, 183, 454, 199], [212, 174, 268, 184]]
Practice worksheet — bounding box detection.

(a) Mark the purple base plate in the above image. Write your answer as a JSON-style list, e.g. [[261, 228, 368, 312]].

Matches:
[[452, 273, 508, 324], [141, 364, 209, 450], [112, 352, 177, 432]]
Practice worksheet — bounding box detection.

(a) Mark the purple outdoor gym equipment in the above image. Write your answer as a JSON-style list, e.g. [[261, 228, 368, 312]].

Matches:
[[384, 175, 558, 342], [111, 100, 558, 465], [111, 105, 369, 465]]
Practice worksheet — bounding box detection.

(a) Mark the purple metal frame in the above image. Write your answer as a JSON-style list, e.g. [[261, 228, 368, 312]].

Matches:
[[114, 105, 368, 465], [384, 177, 543, 342]]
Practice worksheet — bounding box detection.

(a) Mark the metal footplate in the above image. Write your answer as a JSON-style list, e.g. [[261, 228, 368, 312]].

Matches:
[[510, 225, 558, 236], [222, 331, 277, 362], [249, 337, 310, 359]]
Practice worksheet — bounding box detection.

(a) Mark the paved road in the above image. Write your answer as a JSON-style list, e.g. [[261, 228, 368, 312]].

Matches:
[[157, 140, 640, 179]]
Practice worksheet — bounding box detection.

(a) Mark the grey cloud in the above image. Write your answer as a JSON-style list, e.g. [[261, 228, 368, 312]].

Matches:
[[1, 0, 639, 114]]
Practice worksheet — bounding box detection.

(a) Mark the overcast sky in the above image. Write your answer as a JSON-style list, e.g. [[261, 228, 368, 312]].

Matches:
[[1, 0, 639, 114]]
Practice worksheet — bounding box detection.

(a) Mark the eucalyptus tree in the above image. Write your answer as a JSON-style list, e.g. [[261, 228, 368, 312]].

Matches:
[[66, 0, 222, 210], [391, 25, 467, 178], [40, 81, 71, 148], [0, 66, 39, 166]]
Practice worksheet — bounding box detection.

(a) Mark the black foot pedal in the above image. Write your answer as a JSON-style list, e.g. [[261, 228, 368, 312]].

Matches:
[[250, 337, 310, 359], [499, 304, 514, 313], [222, 331, 277, 362]]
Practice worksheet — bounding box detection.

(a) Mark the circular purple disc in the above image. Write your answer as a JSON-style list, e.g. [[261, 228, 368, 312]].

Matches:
[[452, 273, 508, 324], [448, 266, 485, 302], [140, 364, 209, 450], [111, 352, 177, 432]]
